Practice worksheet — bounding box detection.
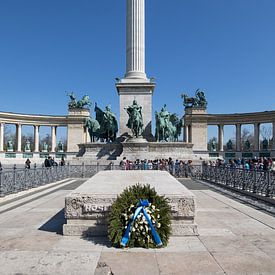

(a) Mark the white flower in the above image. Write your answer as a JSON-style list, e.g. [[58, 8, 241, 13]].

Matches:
[[152, 205, 156, 210], [157, 214, 160, 219], [139, 225, 143, 231], [132, 227, 136, 232], [157, 223, 161, 228]]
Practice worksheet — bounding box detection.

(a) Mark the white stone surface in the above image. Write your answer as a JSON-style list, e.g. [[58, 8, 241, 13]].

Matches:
[[1, 178, 275, 274]]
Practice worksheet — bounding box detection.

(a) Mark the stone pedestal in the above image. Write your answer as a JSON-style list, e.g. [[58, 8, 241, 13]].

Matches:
[[63, 170, 198, 237], [77, 142, 123, 161], [67, 108, 90, 152], [122, 141, 193, 161], [116, 81, 155, 139], [184, 107, 207, 151], [76, 141, 194, 162]]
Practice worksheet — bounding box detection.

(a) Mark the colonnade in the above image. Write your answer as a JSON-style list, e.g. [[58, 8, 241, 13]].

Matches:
[[184, 122, 275, 151], [0, 122, 62, 153]]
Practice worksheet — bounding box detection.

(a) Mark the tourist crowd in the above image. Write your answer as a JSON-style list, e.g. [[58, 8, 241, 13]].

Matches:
[[204, 157, 275, 172], [119, 157, 195, 177]]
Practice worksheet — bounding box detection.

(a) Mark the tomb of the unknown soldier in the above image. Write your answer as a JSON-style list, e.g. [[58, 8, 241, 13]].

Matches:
[[0, 0, 275, 274]]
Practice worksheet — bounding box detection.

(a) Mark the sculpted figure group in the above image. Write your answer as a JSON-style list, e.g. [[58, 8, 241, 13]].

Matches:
[[155, 104, 181, 142], [181, 89, 207, 109], [69, 91, 207, 143]]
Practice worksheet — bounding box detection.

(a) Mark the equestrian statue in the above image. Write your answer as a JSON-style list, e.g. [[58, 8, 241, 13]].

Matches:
[[155, 104, 182, 142], [85, 103, 118, 142], [125, 100, 144, 138]]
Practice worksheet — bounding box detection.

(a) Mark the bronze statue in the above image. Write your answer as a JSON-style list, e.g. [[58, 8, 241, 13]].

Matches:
[[125, 100, 143, 138], [155, 105, 181, 142], [67, 92, 92, 109], [181, 89, 207, 109], [85, 103, 118, 142]]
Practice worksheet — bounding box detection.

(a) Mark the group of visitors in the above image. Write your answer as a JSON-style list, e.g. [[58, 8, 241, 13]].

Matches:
[[44, 156, 65, 168], [119, 157, 195, 177], [204, 157, 275, 172]]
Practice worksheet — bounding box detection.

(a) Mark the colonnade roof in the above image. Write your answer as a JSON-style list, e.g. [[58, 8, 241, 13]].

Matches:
[[184, 110, 275, 125], [0, 111, 68, 126]]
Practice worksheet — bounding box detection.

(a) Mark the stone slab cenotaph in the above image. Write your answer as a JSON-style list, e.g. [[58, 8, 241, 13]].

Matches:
[[63, 170, 198, 237]]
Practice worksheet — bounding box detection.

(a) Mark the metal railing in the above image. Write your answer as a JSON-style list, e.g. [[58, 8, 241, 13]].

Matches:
[[0, 163, 113, 197], [197, 165, 275, 198]]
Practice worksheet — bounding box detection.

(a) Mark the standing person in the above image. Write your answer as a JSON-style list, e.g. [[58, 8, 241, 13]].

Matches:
[[44, 157, 51, 168], [60, 156, 65, 166], [25, 158, 31, 169]]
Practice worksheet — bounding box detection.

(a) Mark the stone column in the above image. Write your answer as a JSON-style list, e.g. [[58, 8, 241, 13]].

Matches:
[[188, 125, 192, 143], [16, 124, 22, 152], [51, 126, 57, 152], [34, 125, 40, 152], [125, 0, 146, 79], [254, 123, 260, 151], [218, 125, 224, 151], [85, 127, 89, 143], [0, 123, 4, 151], [185, 125, 189, 143], [236, 124, 241, 151], [273, 121, 275, 150]]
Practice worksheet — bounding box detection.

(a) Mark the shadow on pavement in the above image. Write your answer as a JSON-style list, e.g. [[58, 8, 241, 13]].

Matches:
[[38, 208, 66, 235]]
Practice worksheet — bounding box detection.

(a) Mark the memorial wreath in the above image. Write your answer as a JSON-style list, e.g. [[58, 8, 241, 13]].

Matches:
[[108, 184, 172, 248]]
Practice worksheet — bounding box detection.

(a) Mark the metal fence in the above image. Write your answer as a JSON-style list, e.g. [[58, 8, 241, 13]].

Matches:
[[0, 163, 113, 197], [0, 162, 198, 197], [197, 165, 275, 198], [1, 162, 274, 200]]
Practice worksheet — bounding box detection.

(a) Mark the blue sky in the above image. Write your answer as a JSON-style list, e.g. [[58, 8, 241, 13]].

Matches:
[[0, 0, 275, 140]]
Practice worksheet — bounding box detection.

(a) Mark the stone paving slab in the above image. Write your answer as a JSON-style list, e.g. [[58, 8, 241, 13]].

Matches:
[[0, 178, 275, 274]]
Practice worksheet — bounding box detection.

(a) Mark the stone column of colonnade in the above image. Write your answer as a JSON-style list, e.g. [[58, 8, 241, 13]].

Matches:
[[34, 125, 40, 152], [236, 124, 241, 151], [16, 124, 22, 152], [51, 126, 57, 152], [0, 123, 4, 151], [218, 125, 224, 151], [184, 125, 189, 143], [254, 123, 260, 151]]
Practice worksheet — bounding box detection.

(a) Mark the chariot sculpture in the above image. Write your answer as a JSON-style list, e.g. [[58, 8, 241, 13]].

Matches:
[[67, 92, 92, 109], [181, 89, 207, 109]]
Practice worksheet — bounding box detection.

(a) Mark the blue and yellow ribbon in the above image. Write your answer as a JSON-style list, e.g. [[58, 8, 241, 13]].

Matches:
[[121, 199, 163, 247]]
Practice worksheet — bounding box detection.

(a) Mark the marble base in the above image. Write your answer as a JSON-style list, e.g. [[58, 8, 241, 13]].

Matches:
[[76, 141, 194, 162], [63, 170, 198, 237]]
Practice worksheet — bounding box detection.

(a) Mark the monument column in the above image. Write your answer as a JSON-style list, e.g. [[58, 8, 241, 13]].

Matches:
[[236, 124, 241, 151], [254, 123, 260, 151], [51, 126, 57, 152], [116, 0, 155, 139], [16, 124, 22, 152], [34, 125, 40, 152], [125, 0, 146, 79], [218, 124, 224, 151], [0, 123, 4, 151]]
